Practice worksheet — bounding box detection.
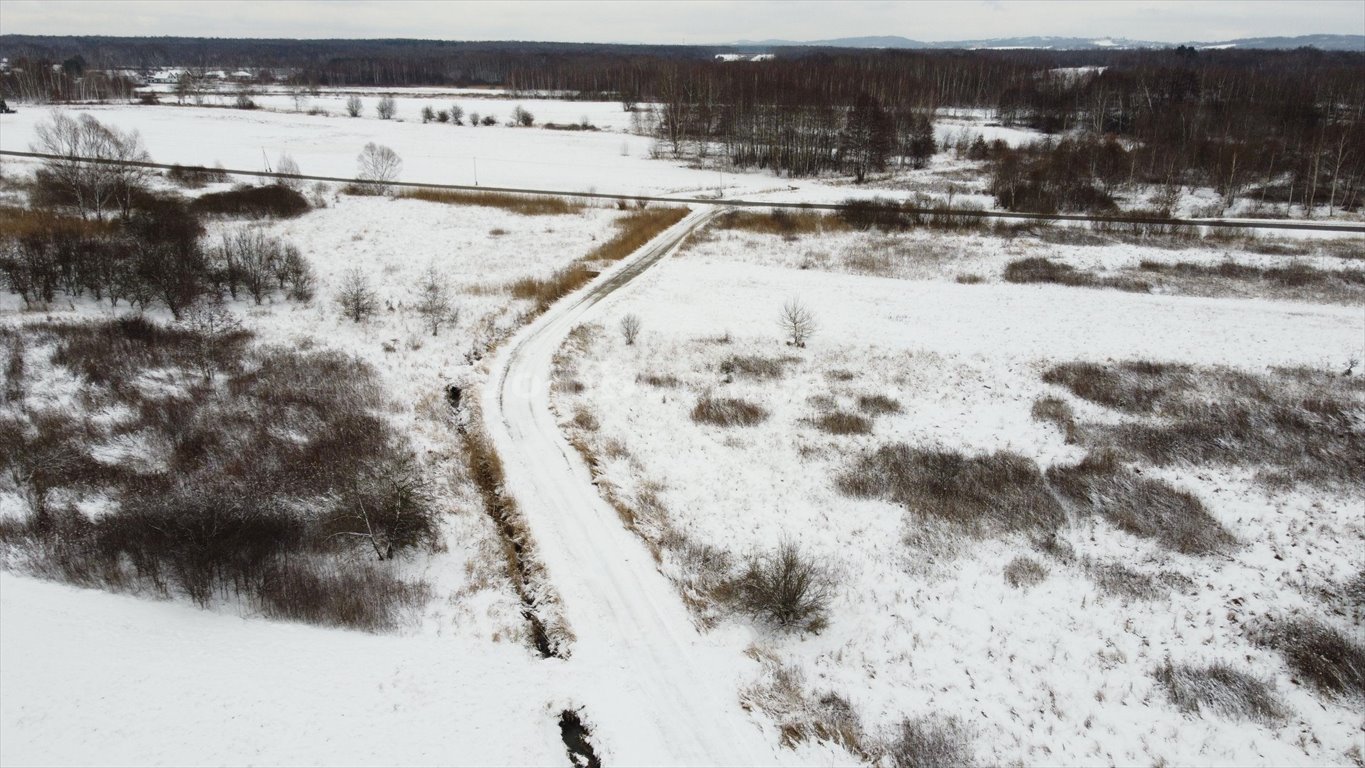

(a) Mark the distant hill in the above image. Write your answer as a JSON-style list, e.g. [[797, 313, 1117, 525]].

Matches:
[[730, 34, 1365, 52]]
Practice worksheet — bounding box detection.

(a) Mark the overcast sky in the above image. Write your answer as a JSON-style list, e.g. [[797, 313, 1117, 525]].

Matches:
[[0, 0, 1360, 44]]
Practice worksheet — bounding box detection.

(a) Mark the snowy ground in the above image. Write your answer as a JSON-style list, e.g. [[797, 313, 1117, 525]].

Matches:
[[0, 190, 636, 765], [551, 224, 1365, 765]]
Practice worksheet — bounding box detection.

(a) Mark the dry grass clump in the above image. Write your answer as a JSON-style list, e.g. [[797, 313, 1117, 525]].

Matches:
[[721, 354, 796, 380], [885, 716, 976, 768], [507, 263, 595, 313], [714, 209, 844, 236], [812, 410, 873, 435], [1137, 259, 1365, 303], [1030, 396, 1079, 442], [857, 394, 902, 415], [1087, 561, 1162, 600], [587, 207, 688, 262], [636, 372, 681, 388], [955, 273, 985, 284], [1003, 556, 1048, 588], [691, 395, 769, 427], [1004, 257, 1150, 293], [1048, 452, 1235, 555], [838, 445, 1064, 536], [0, 205, 119, 239], [1153, 661, 1286, 723], [398, 188, 585, 215], [1042, 360, 1195, 413], [1251, 618, 1365, 699], [1044, 362, 1364, 486]]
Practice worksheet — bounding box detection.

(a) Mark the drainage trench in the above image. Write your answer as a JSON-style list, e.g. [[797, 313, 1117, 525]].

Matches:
[[559, 709, 603, 768]]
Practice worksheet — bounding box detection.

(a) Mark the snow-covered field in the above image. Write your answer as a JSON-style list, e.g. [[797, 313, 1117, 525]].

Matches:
[[2, 93, 1363, 766], [551, 224, 1365, 764], [0, 184, 639, 765]]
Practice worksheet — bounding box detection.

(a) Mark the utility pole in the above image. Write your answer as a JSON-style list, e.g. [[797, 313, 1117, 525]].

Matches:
[[473, 157, 478, 186]]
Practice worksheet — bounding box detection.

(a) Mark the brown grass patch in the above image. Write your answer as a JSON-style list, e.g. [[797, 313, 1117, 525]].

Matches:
[[811, 410, 873, 435], [399, 188, 585, 216], [691, 396, 769, 427], [714, 209, 847, 236]]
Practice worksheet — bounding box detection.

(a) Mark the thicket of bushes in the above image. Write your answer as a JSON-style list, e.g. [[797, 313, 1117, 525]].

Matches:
[[191, 184, 310, 219], [0, 318, 438, 630]]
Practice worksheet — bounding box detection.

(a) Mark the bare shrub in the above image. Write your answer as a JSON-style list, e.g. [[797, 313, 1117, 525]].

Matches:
[[274, 153, 303, 191], [166, 164, 229, 188], [179, 301, 246, 381], [415, 265, 458, 336], [345, 95, 363, 117], [812, 410, 873, 435], [691, 395, 769, 427], [857, 394, 901, 415], [357, 142, 402, 192], [1048, 451, 1235, 555], [738, 540, 834, 630], [779, 298, 817, 347], [336, 267, 379, 322], [714, 209, 845, 236], [1003, 556, 1047, 588], [512, 104, 535, 126], [620, 313, 641, 345], [885, 716, 976, 768], [327, 450, 440, 561], [838, 445, 1063, 536], [955, 273, 985, 284], [1154, 661, 1286, 722], [1251, 618, 1365, 699], [191, 185, 309, 219], [2, 332, 24, 404], [375, 95, 396, 120]]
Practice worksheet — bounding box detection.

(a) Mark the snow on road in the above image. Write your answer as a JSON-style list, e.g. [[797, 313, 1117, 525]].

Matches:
[[480, 208, 827, 765]]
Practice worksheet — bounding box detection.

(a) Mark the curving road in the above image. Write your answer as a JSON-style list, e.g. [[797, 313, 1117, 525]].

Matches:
[[481, 207, 794, 765]]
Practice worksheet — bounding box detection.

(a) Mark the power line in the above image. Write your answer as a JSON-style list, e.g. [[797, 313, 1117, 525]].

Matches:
[[2, 149, 1363, 234]]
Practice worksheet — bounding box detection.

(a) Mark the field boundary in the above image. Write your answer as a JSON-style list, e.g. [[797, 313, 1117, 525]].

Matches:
[[3, 149, 1364, 233]]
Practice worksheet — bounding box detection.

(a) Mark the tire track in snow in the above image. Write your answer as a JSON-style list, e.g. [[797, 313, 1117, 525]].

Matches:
[[482, 207, 793, 765]]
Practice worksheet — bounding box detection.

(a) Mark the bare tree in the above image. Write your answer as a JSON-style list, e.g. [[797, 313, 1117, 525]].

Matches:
[[345, 95, 363, 117], [512, 104, 535, 127], [779, 298, 816, 347], [331, 450, 437, 561], [288, 84, 308, 112], [275, 153, 302, 191], [375, 95, 397, 120], [420, 105, 435, 123], [180, 300, 244, 381], [414, 265, 458, 336], [31, 111, 151, 220], [336, 267, 378, 322], [449, 104, 464, 125], [356, 142, 402, 193], [620, 313, 641, 345]]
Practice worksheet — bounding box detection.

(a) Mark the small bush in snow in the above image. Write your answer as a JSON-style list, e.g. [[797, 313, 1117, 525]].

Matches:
[[1003, 556, 1047, 588], [420, 105, 435, 123], [779, 298, 816, 347], [345, 95, 363, 117], [1153, 660, 1286, 722], [512, 104, 535, 126], [415, 265, 458, 336], [737, 540, 834, 631], [1251, 618, 1365, 699], [811, 410, 872, 435], [620, 313, 641, 345], [691, 395, 768, 427], [885, 716, 976, 768], [375, 95, 396, 120], [336, 267, 379, 322]]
